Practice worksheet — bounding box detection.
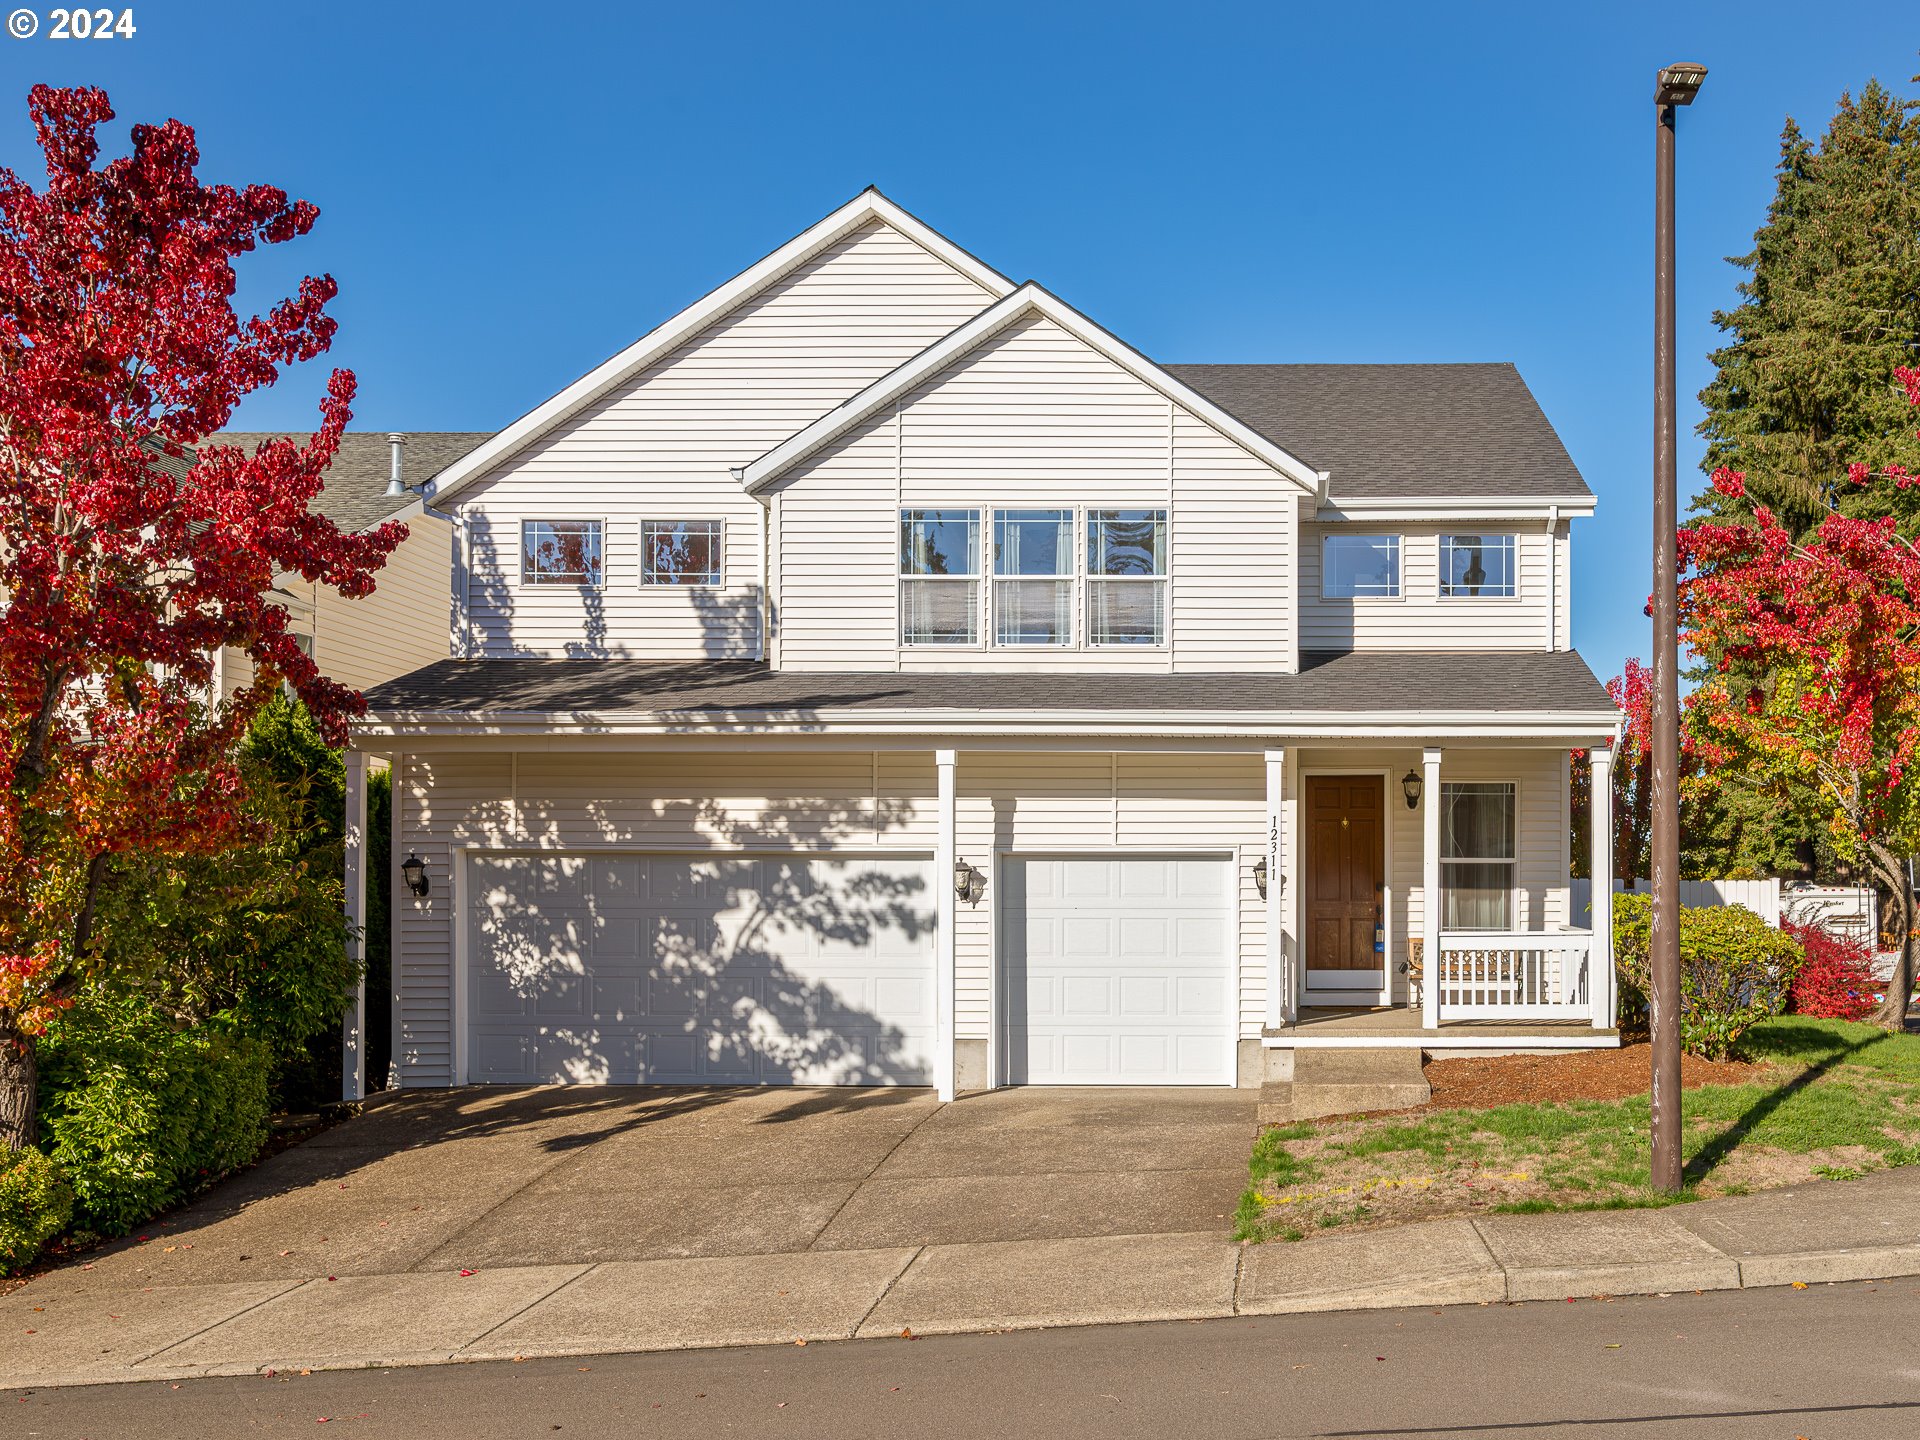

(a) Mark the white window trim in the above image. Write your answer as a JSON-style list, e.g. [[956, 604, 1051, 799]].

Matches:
[[1320, 532, 1403, 602], [1436, 532, 1522, 603], [640, 517, 726, 589], [519, 517, 608, 590], [1439, 779, 1518, 933], [1085, 506, 1169, 650], [991, 506, 1076, 648], [900, 508, 984, 649]]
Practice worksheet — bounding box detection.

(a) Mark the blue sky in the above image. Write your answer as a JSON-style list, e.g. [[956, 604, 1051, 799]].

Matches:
[[1, 2, 1909, 681]]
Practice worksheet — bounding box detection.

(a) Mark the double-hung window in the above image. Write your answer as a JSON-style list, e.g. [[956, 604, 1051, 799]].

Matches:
[[1087, 508, 1167, 646], [1322, 533, 1400, 599], [993, 509, 1073, 645], [522, 519, 603, 586], [1441, 782, 1515, 930], [900, 509, 980, 645], [1439, 533, 1517, 598], [642, 519, 723, 586]]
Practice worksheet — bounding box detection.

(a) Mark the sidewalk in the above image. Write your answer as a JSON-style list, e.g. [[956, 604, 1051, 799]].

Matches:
[[8, 1166, 1918, 1389]]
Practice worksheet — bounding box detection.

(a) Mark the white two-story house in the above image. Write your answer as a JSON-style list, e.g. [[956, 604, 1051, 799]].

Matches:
[[343, 191, 1623, 1100]]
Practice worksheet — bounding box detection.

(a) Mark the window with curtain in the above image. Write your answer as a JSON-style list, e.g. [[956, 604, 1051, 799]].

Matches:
[[522, 519, 604, 586], [1439, 533, 1517, 598], [1441, 781, 1515, 930], [993, 508, 1072, 645], [1321, 533, 1400, 598], [1086, 508, 1166, 645], [641, 519, 723, 585], [900, 509, 980, 645]]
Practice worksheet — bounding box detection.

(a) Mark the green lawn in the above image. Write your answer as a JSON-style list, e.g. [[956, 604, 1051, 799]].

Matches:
[[1236, 1018, 1920, 1243]]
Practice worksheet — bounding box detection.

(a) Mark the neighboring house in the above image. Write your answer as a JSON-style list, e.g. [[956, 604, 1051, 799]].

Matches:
[[345, 190, 1623, 1100], [213, 432, 490, 699]]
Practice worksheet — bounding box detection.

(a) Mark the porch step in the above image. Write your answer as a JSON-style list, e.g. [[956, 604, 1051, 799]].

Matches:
[[1257, 1047, 1431, 1124]]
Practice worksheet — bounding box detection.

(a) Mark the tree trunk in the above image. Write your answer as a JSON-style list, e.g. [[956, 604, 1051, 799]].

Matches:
[[0, 1007, 37, 1152], [1868, 849, 1913, 1032]]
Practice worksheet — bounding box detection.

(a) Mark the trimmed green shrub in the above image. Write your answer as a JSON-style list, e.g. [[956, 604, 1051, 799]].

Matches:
[[0, 1147, 72, 1275], [1613, 893, 1804, 1059], [36, 996, 271, 1235]]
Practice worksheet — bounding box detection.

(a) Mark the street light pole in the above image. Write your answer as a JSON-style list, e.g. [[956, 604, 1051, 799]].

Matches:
[[1651, 60, 1706, 1196]]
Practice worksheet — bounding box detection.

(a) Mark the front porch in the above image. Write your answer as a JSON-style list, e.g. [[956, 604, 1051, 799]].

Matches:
[[1264, 1006, 1620, 1050]]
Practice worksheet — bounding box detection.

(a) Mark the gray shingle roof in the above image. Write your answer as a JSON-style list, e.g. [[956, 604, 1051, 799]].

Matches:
[[1162, 363, 1591, 502], [213, 431, 493, 533], [364, 650, 1613, 719]]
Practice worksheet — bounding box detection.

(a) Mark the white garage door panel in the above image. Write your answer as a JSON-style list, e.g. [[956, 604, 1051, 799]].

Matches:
[[467, 853, 935, 1086], [1004, 856, 1232, 1085]]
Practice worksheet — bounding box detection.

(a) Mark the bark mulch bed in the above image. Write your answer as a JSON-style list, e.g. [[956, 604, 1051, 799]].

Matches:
[[1420, 1044, 1773, 1111]]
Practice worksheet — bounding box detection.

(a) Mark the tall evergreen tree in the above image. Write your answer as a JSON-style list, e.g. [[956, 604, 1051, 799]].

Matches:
[[1695, 72, 1920, 536]]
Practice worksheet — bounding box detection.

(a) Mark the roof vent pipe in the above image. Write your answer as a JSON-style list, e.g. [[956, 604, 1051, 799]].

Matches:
[[384, 433, 408, 496]]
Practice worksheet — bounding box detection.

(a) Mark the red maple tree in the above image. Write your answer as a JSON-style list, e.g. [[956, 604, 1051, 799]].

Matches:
[[1678, 365, 1920, 1030], [0, 86, 402, 1147]]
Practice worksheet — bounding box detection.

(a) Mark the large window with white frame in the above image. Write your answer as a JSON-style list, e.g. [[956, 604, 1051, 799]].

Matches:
[[1086, 508, 1167, 646], [1441, 782, 1516, 930], [1439, 533, 1517, 599], [993, 508, 1073, 645], [642, 519, 723, 586], [1321, 533, 1400, 599], [521, 519, 604, 586], [900, 509, 980, 645]]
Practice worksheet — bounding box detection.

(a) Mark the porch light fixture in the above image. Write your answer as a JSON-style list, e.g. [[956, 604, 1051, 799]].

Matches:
[[1401, 769, 1423, 810], [1253, 857, 1269, 900], [954, 858, 986, 906], [401, 852, 430, 898]]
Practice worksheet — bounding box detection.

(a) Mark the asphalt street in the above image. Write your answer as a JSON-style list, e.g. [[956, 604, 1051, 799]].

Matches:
[[10, 1279, 1920, 1439]]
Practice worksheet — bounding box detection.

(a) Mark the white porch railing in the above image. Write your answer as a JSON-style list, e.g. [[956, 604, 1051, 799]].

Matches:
[[1434, 931, 1594, 1020]]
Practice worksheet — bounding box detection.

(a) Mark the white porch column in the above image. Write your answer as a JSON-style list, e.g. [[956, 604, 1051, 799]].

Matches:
[[1264, 748, 1290, 1027], [934, 748, 958, 1102], [1420, 746, 1443, 1030], [341, 748, 369, 1102], [1589, 744, 1615, 1029]]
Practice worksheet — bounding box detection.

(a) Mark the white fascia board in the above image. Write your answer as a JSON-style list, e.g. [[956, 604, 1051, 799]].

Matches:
[[356, 707, 1622, 744], [742, 284, 1323, 494], [1318, 495, 1597, 522], [423, 190, 1014, 507]]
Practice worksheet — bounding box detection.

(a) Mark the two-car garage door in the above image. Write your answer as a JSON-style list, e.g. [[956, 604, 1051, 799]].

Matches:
[[463, 852, 1233, 1088]]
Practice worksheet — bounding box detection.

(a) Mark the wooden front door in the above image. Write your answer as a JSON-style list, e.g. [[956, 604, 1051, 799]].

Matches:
[[1305, 775, 1386, 983]]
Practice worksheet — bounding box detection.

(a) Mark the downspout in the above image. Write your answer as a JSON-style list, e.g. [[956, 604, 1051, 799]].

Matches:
[[1546, 502, 1560, 651], [733, 466, 769, 664]]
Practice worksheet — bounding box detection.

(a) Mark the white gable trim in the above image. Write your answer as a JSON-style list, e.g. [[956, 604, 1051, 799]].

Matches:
[[425, 189, 1014, 506], [740, 284, 1322, 493]]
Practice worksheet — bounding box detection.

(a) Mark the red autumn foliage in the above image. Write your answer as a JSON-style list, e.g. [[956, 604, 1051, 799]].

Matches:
[[1783, 921, 1879, 1021], [0, 85, 400, 1140]]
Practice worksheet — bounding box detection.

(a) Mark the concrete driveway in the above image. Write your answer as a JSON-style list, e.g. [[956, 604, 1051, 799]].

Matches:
[[58, 1085, 1258, 1289]]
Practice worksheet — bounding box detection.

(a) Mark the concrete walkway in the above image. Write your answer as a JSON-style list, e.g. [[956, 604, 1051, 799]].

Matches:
[[7, 1091, 1920, 1389]]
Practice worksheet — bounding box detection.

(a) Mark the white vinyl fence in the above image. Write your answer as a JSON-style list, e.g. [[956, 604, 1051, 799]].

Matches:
[[1571, 878, 1880, 945]]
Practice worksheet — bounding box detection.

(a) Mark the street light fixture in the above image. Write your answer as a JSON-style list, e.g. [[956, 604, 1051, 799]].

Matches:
[[1650, 59, 1706, 1195]]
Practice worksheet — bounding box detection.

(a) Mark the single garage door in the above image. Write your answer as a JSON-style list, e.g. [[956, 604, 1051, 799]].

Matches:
[[1001, 855, 1234, 1086], [465, 853, 936, 1086]]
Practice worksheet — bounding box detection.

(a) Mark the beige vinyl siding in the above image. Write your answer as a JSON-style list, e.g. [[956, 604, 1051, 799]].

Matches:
[[773, 313, 1300, 672], [453, 220, 995, 660], [1300, 522, 1556, 651], [312, 514, 453, 693], [1286, 747, 1570, 1005]]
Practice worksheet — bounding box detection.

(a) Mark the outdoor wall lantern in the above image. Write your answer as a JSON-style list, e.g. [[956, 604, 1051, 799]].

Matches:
[[1401, 769, 1423, 810], [954, 858, 987, 906], [402, 852, 430, 898], [1253, 857, 1269, 900]]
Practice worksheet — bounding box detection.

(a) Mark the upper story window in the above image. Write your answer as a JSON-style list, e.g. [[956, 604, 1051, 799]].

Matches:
[[642, 519, 723, 586], [1322, 533, 1400, 599], [994, 508, 1072, 646], [900, 509, 979, 645], [1439, 533, 1517, 599], [522, 519, 603, 586], [1087, 509, 1167, 646], [1441, 781, 1515, 930]]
